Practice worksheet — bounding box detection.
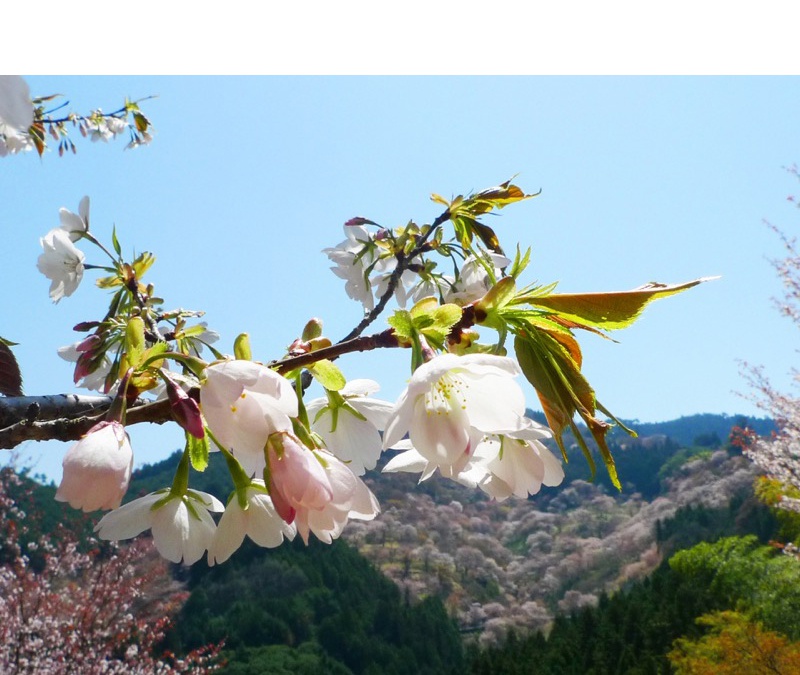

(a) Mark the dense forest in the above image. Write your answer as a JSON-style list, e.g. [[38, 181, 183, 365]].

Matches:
[[7, 412, 799, 673]]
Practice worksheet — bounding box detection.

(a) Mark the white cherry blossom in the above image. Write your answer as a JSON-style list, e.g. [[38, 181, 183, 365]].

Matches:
[[55, 421, 133, 512], [58, 196, 90, 241], [445, 252, 511, 305], [296, 452, 380, 544], [463, 422, 565, 500], [306, 379, 394, 475], [382, 353, 528, 473], [0, 75, 33, 157], [37, 228, 86, 303], [200, 360, 298, 476], [95, 489, 224, 565], [208, 480, 296, 565], [384, 420, 564, 501], [324, 224, 381, 312], [266, 432, 379, 544]]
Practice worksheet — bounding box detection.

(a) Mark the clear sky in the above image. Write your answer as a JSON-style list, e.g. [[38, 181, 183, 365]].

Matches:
[[3, 76, 800, 481]]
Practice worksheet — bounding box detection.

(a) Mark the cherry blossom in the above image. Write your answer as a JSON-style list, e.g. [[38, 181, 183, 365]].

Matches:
[[95, 489, 224, 565], [306, 379, 394, 475], [58, 339, 113, 391], [208, 480, 296, 565], [382, 353, 528, 474], [86, 114, 127, 143], [55, 421, 133, 512], [200, 360, 297, 476], [463, 422, 565, 500], [266, 432, 380, 544], [385, 421, 564, 500], [0, 76, 33, 157], [445, 252, 510, 305], [36, 228, 85, 303], [58, 196, 90, 241], [323, 224, 382, 311], [371, 261, 417, 308]]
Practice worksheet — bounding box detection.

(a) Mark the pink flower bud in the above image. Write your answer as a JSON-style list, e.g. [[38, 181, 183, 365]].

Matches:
[[165, 376, 204, 439], [76, 334, 101, 352], [56, 421, 133, 512], [266, 432, 332, 526], [73, 351, 95, 384], [73, 320, 99, 332], [266, 432, 379, 544]]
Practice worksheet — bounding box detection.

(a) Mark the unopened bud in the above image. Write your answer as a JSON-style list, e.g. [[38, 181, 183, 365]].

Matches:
[[234, 333, 252, 361], [76, 334, 102, 353], [301, 318, 323, 341], [165, 375, 204, 439]]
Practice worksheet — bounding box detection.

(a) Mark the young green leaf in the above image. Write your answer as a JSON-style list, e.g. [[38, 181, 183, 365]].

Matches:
[[307, 359, 346, 392], [187, 429, 210, 472], [387, 309, 415, 340], [528, 277, 717, 330], [514, 329, 622, 490]]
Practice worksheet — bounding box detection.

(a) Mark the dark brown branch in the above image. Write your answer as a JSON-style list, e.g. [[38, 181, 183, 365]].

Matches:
[[0, 395, 172, 450], [0, 302, 477, 450], [272, 329, 402, 374]]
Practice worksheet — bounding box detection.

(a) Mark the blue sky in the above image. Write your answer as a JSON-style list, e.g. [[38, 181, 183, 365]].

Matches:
[[3, 76, 800, 481]]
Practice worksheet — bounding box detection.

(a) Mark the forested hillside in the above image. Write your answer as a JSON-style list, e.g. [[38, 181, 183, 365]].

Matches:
[[10, 412, 792, 672]]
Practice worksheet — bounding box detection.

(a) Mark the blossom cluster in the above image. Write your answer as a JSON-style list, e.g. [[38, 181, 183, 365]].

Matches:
[[0, 75, 153, 158], [55, 351, 562, 565], [324, 222, 510, 312], [31, 189, 570, 566], [28, 178, 706, 567]]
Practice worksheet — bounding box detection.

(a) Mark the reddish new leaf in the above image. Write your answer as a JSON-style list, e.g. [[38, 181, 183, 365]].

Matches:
[[0, 342, 23, 397]]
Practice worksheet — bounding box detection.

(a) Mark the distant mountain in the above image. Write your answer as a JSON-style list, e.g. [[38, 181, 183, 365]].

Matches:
[[526, 410, 775, 449], [614, 413, 775, 448]]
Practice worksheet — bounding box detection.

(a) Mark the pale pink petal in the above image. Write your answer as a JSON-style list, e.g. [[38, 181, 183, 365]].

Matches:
[[209, 502, 247, 565], [382, 388, 414, 449], [408, 395, 471, 466], [94, 492, 163, 541]]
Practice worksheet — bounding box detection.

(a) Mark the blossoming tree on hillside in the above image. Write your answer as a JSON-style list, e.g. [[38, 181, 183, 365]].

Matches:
[[738, 167, 800, 535], [0, 76, 714, 566]]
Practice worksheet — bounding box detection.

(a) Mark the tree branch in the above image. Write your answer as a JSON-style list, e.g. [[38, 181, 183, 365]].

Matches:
[[0, 396, 172, 450], [271, 328, 401, 374]]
